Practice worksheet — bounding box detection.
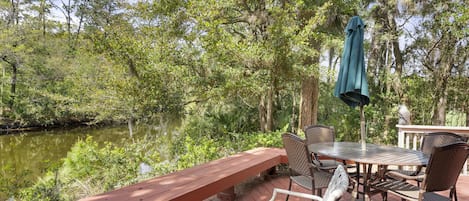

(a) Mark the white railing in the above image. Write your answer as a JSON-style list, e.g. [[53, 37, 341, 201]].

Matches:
[[396, 125, 469, 175]]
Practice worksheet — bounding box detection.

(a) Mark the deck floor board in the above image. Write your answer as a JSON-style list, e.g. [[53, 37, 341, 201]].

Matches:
[[234, 175, 469, 201]]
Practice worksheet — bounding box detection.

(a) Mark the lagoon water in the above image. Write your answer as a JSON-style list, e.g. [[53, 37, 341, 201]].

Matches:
[[0, 124, 175, 199]]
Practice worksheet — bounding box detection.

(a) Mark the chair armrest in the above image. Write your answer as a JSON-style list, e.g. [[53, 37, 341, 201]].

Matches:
[[269, 188, 323, 201]]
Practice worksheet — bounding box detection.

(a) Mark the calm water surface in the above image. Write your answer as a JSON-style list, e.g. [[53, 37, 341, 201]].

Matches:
[[0, 124, 176, 199]]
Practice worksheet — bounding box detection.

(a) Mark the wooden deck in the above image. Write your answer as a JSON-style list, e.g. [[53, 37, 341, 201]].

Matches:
[[233, 174, 469, 201], [80, 146, 468, 201]]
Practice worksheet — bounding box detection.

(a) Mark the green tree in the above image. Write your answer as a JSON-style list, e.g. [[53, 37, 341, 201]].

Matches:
[[365, 0, 412, 142], [296, 0, 359, 131], [406, 0, 468, 125]]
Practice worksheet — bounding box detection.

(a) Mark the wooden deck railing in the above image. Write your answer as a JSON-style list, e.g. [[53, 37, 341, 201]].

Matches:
[[79, 147, 287, 201], [396, 125, 469, 175]]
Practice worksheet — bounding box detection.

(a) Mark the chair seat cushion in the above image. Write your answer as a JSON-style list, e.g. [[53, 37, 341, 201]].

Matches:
[[314, 159, 343, 170], [291, 171, 332, 190], [314, 159, 356, 171]]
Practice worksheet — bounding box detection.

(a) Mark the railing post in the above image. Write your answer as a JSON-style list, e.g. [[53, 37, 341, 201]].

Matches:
[[405, 134, 410, 149], [398, 129, 405, 148], [412, 134, 418, 150]]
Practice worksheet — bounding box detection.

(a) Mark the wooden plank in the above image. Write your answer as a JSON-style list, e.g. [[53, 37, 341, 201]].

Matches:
[[153, 150, 277, 200], [168, 152, 281, 201], [80, 147, 287, 201], [81, 154, 244, 200]]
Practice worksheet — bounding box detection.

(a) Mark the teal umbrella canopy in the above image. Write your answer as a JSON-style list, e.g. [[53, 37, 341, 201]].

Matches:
[[334, 16, 369, 107]]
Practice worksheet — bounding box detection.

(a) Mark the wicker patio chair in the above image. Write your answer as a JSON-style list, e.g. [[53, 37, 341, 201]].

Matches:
[[373, 142, 469, 201], [304, 125, 357, 173], [304, 125, 344, 170], [387, 132, 468, 186], [281, 133, 332, 200], [269, 164, 349, 201]]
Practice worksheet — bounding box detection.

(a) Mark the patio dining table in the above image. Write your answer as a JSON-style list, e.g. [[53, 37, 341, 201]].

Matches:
[[308, 142, 429, 201]]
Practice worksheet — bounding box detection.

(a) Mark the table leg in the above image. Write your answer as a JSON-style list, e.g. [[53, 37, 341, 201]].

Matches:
[[352, 162, 360, 199], [360, 164, 389, 201], [362, 163, 372, 201], [351, 162, 372, 201]]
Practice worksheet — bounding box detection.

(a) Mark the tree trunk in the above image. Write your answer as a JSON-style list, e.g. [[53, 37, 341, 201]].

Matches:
[[40, 0, 47, 38], [432, 63, 451, 126], [299, 75, 318, 131], [128, 117, 134, 138], [290, 91, 296, 133], [466, 111, 469, 127], [389, 13, 404, 101], [432, 91, 447, 126], [10, 62, 17, 108], [259, 94, 267, 132], [266, 86, 273, 132], [327, 48, 335, 83], [431, 31, 455, 125], [8, 0, 20, 26], [1, 55, 18, 109], [298, 38, 320, 132]]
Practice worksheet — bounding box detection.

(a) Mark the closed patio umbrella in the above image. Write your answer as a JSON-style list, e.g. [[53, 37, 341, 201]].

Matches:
[[334, 16, 369, 149]]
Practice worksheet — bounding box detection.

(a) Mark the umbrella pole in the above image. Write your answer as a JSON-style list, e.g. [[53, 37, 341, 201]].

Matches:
[[360, 105, 366, 150]]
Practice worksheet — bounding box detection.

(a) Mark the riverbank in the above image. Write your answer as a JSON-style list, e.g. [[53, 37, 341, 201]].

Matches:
[[0, 120, 123, 135]]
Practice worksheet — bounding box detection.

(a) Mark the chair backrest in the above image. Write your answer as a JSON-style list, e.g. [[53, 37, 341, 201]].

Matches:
[[420, 132, 468, 155], [322, 164, 349, 201], [282, 133, 313, 177], [423, 142, 469, 192], [304, 125, 335, 145]]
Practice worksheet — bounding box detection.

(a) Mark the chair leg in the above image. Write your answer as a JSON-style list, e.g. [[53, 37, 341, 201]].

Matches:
[[450, 186, 458, 201], [286, 178, 292, 201], [381, 192, 387, 201]]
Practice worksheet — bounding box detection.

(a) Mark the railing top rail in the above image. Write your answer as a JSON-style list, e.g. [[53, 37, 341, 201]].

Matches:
[[397, 125, 469, 135]]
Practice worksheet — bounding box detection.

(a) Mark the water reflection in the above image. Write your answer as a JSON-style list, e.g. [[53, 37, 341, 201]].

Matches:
[[2, 126, 135, 179], [0, 125, 175, 198]]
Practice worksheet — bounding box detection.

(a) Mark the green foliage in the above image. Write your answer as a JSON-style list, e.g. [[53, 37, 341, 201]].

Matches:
[[446, 111, 466, 126], [403, 75, 434, 125], [170, 109, 284, 169], [175, 135, 218, 169], [318, 84, 360, 142], [58, 137, 140, 199], [19, 171, 61, 201], [1, 0, 466, 133], [168, 129, 284, 170], [16, 137, 143, 200], [0, 164, 32, 199]]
